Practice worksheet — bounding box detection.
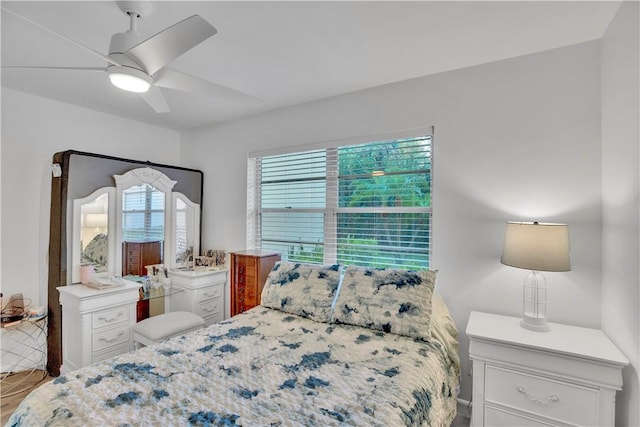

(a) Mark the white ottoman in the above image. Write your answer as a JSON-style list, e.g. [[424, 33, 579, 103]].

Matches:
[[133, 311, 204, 347]]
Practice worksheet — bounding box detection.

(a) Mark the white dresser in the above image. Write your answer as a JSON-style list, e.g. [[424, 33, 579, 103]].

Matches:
[[466, 311, 628, 427], [169, 269, 227, 326], [57, 282, 139, 374]]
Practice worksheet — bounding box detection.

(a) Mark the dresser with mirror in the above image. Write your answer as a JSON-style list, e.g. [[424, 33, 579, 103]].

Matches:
[[49, 151, 207, 374]]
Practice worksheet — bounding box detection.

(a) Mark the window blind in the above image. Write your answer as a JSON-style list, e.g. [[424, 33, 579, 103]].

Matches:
[[122, 184, 165, 242], [174, 198, 187, 261], [249, 133, 432, 269]]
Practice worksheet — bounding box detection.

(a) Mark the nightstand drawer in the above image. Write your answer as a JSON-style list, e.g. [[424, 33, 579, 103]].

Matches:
[[92, 325, 130, 352], [485, 365, 598, 425], [92, 344, 130, 364], [200, 297, 223, 318], [92, 306, 130, 329], [198, 285, 222, 301], [485, 405, 557, 426]]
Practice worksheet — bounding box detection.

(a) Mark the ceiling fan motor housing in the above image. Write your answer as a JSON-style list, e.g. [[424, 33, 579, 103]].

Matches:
[[116, 1, 152, 19], [109, 32, 145, 69]]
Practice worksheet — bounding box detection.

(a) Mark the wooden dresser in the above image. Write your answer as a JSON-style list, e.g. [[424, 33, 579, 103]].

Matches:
[[122, 241, 162, 276], [121, 241, 162, 321], [230, 250, 280, 316]]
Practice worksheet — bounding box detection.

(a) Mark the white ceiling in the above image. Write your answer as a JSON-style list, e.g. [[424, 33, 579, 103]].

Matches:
[[1, 1, 620, 131]]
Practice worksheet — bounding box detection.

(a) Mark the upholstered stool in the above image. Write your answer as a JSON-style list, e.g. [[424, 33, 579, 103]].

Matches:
[[133, 311, 204, 348]]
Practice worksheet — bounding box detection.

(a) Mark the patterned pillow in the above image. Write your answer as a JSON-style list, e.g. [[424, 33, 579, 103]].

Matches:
[[331, 266, 437, 340], [81, 233, 108, 272], [261, 261, 342, 323]]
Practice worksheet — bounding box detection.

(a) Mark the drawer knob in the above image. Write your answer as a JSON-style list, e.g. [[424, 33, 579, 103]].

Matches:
[[516, 386, 559, 405]]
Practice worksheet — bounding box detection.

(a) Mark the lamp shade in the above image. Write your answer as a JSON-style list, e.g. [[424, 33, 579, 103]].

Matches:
[[501, 222, 570, 272]]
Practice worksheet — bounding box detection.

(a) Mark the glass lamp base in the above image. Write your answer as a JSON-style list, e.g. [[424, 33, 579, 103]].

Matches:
[[520, 316, 550, 332], [521, 270, 550, 332]]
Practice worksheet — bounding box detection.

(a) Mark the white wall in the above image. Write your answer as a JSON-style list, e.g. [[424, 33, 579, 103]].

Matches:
[[182, 41, 603, 403], [601, 1, 640, 426], [1, 89, 181, 307]]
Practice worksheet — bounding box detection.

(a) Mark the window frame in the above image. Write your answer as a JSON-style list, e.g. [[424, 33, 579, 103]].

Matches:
[[247, 127, 434, 268]]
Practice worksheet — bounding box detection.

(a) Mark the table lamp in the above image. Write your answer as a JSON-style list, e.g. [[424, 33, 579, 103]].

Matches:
[[501, 221, 570, 331]]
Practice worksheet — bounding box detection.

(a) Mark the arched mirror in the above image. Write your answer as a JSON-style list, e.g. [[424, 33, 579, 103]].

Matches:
[[114, 168, 176, 276], [172, 192, 201, 268], [70, 187, 116, 283]]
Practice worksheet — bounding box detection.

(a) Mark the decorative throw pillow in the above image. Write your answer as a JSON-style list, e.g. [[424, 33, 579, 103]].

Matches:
[[331, 266, 437, 340], [261, 261, 342, 323], [80, 233, 108, 272]]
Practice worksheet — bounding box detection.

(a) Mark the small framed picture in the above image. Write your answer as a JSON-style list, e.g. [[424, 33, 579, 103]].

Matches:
[[193, 256, 210, 270], [202, 249, 227, 267]]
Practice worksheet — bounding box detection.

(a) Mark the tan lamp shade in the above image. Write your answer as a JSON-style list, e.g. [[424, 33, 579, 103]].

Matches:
[[501, 222, 570, 272]]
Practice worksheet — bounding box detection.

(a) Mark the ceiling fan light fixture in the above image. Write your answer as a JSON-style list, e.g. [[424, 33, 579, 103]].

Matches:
[[108, 66, 151, 93]]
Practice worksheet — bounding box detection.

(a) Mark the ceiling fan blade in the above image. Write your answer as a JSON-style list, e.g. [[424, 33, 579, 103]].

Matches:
[[154, 68, 263, 104], [1, 7, 120, 67], [1, 66, 107, 71], [126, 15, 217, 76], [141, 86, 170, 114]]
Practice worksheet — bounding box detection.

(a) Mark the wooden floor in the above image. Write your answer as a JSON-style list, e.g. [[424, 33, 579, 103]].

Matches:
[[1, 370, 52, 425]]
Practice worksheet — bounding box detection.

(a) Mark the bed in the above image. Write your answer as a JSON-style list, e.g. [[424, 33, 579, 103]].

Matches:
[[7, 263, 460, 426]]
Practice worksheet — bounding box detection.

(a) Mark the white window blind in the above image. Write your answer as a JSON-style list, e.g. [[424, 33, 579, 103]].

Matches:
[[122, 184, 165, 243], [249, 132, 432, 269], [174, 198, 187, 261]]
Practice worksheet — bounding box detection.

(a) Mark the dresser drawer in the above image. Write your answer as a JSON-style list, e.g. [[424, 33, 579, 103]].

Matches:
[[485, 365, 598, 425], [198, 285, 222, 301], [237, 256, 256, 269], [485, 405, 557, 427], [200, 297, 223, 319], [92, 344, 130, 364], [92, 306, 130, 329], [92, 324, 130, 352], [236, 259, 256, 278]]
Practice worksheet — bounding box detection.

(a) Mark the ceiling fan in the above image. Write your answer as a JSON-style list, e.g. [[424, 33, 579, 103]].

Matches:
[[1, 0, 261, 113]]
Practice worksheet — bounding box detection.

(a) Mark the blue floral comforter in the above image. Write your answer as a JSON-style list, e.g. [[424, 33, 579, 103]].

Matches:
[[7, 307, 459, 426]]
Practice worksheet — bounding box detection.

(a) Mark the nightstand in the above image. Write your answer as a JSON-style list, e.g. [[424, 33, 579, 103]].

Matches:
[[168, 269, 228, 326], [57, 281, 139, 373], [466, 311, 628, 426]]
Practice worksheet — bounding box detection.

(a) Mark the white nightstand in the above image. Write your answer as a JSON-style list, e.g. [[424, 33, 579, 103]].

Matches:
[[57, 281, 139, 373], [466, 311, 628, 427], [168, 269, 227, 326]]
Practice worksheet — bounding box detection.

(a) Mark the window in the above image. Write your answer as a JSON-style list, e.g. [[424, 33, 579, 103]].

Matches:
[[122, 183, 165, 243], [248, 131, 432, 269]]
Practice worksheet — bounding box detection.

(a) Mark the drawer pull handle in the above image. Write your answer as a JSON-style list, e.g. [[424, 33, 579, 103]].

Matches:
[[98, 312, 124, 323], [516, 386, 559, 405], [99, 331, 124, 343]]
